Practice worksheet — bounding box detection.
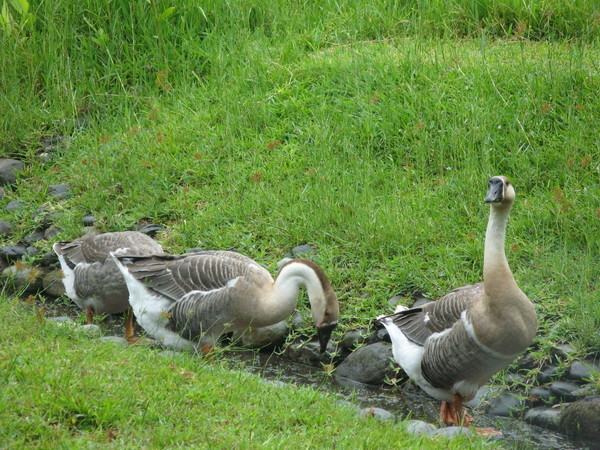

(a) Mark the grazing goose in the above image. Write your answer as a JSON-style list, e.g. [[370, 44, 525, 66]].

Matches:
[[111, 251, 339, 352], [53, 231, 164, 341], [378, 176, 537, 426]]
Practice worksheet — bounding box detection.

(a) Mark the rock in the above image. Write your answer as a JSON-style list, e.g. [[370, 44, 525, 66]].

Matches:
[[560, 397, 600, 439], [33, 207, 61, 226], [5, 200, 25, 212], [549, 381, 581, 401], [82, 324, 102, 337], [335, 342, 396, 385], [138, 224, 164, 237], [100, 336, 129, 347], [569, 360, 600, 381], [487, 391, 525, 417], [387, 295, 404, 309], [48, 183, 71, 199], [0, 220, 12, 235], [524, 406, 562, 430], [291, 244, 317, 257], [339, 329, 372, 351], [551, 343, 577, 359], [47, 316, 74, 324], [0, 246, 28, 261], [82, 215, 96, 226], [284, 341, 335, 367], [405, 419, 437, 436], [289, 311, 307, 330], [42, 270, 66, 297], [236, 321, 289, 348], [0, 159, 24, 185], [2, 264, 46, 292], [39, 250, 59, 267], [528, 387, 554, 405], [505, 373, 526, 384], [359, 407, 396, 421], [571, 384, 596, 399], [44, 225, 62, 240], [430, 426, 475, 437], [515, 352, 538, 370], [464, 385, 499, 410], [376, 328, 390, 342], [26, 246, 40, 257], [40, 135, 71, 152], [0, 186, 5, 199], [538, 365, 560, 383], [24, 230, 45, 245]]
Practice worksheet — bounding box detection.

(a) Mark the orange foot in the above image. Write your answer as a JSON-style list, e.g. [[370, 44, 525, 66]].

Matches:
[[440, 394, 474, 426], [474, 427, 503, 437]]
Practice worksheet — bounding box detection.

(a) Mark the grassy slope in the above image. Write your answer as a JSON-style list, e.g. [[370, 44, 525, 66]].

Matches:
[[0, 299, 487, 447]]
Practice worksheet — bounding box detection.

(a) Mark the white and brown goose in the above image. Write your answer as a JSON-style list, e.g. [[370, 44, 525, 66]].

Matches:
[[53, 231, 164, 341], [111, 251, 339, 352], [378, 176, 537, 426]]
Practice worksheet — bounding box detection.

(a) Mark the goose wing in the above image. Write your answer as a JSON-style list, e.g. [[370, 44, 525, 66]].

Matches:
[[381, 283, 483, 346], [116, 251, 273, 302]]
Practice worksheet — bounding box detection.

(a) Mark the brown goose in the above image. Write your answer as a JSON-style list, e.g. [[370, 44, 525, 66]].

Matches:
[[112, 251, 339, 351], [378, 176, 537, 426], [53, 231, 164, 341]]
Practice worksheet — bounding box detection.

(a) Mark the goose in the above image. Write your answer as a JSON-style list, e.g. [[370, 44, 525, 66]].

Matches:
[[53, 231, 164, 341], [378, 176, 537, 426], [111, 251, 339, 352]]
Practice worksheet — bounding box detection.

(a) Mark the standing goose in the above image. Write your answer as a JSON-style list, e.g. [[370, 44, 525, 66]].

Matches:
[[112, 251, 339, 352], [378, 176, 537, 426], [53, 231, 164, 341]]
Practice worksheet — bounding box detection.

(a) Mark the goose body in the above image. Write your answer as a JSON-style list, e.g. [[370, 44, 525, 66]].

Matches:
[[112, 251, 339, 351], [378, 176, 537, 424], [53, 231, 164, 336]]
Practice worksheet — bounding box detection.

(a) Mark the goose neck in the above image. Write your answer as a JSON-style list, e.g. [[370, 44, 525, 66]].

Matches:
[[483, 204, 515, 291]]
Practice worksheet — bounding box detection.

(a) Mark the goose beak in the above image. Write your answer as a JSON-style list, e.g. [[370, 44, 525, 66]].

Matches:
[[484, 177, 504, 203], [316, 322, 337, 352]]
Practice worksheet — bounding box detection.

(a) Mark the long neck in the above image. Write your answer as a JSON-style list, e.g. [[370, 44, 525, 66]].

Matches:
[[261, 261, 326, 324], [483, 203, 517, 298]]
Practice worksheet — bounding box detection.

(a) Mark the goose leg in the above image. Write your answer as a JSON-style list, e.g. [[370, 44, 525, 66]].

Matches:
[[85, 307, 94, 325], [440, 394, 473, 426], [124, 308, 137, 344]]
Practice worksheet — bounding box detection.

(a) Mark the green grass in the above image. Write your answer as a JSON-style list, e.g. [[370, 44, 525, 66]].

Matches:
[[0, 0, 598, 444], [0, 299, 491, 448]]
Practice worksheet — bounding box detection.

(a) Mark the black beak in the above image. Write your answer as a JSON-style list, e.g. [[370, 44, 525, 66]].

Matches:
[[316, 322, 337, 353], [484, 177, 504, 203]]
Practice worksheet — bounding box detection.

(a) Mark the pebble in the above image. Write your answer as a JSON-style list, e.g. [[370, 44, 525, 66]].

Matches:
[[82, 324, 102, 337], [359, 407, 396, 421], [339, 329, 372, 351], [237, 321, 289, 349], [186, 247, 205, 253], [528, 387, 554, 405], [538, 364, 561, 383], [100, 336, 129, 347], [42, 270, 66, 297], [549, 381, 581, 401], [48, 184, 71, 199], [5, 200, 25, 212], [524, 406, 562, 430], [138, 224, 164, 237], [0, 158, 24, 185], [44, 225, 62, 240], [0, 220, 12, 235], [405, 419, 437, 436], [569, 360, 600, 381], [430, 426, 475, 437], [47, 316, 74, 324], [487, 391, 525, 417], [551, 344, 577, 359], [0, 245, 28, 261], [82, 215, 96, 226], [291, 244, 317, 257], [24, 230, 45, 244], [335, 342, 396, 385]]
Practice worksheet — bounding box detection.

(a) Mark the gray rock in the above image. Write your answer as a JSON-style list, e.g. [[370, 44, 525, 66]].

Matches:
[[551, 343, 576, 359], [289, 311, 307, 330], [47, 316, 74, 324], [236, 321, 289, 348], [82, 324, 102, 337], [538, 364, 560, 383], [100, 336, 129, 347], [335, 342, 396, 385], [430, 426, 475, 437], [569, 360, 600, 381], [524, 406, 562, 430], [560, 397, 600, 439], [284, 341, 335, 367], [359, 407, 396, 421], [0, 159, 24, 185], [44, 225, 62, 240], [33, 207, 62, 227], [387, 295, 404, 309], [24, 230, 45, 244], [48, 183, 71, 199], [549, 381, 581, 401], [138, 224, 164, 237], [339, 329, 372, 351], [5, 200, 25, 212], [487, 391, 525, 417], [464, 385, 499, 409], [2, 264, 46, 292], [376, 328, 390, 342], [0, 220, 12, 235], [529, 387, 554, 405], [405, 419, 437, 436], [0, 246, 28, 261], [42, 270, 66, 297], [0, 186, 5, 199], [82, 215, 96, 226], [40, 135, 71, 152], [40, 250, 59, 267], [26, 246, 40, 256], [571, 384, 596, 398], [291, 244, 317, 257], [505, 373, 526, 384]]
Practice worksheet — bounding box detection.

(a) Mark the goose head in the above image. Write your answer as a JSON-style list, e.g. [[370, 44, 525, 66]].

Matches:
[[484, 176, 515, 207]]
